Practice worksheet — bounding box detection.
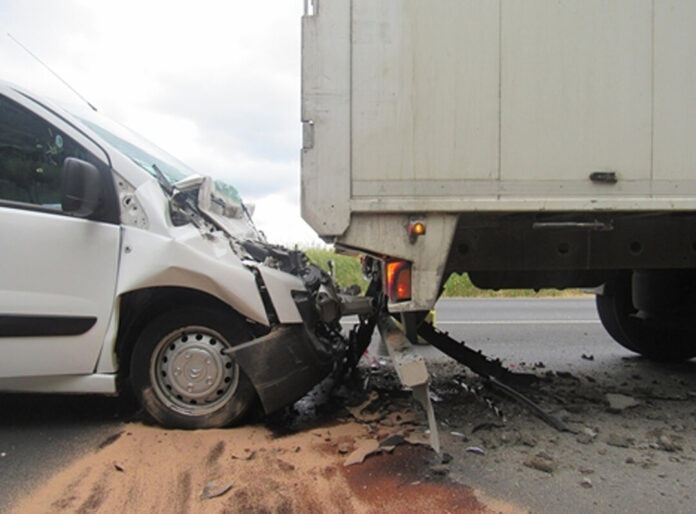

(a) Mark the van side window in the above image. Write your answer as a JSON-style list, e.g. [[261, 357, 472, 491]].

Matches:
[[0, 94, 93, 209]]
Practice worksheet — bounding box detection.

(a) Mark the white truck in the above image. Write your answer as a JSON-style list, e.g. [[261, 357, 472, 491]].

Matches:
[[301, 0, 696, 362], [0, 79, 371, 428]]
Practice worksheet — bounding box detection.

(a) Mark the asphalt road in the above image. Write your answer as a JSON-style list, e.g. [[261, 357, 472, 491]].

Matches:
[[0, 297, 661, 511], [0, 393, 132, 510], [428, 296, 632, 368]]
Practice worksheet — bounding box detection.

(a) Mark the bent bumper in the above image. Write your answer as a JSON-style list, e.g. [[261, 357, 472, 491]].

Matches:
[[227, 325, 333, 414]]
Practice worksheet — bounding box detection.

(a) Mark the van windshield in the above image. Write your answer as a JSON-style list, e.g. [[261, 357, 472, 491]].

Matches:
[[70, 110, 192, 184], [66, 107, 243, 205]]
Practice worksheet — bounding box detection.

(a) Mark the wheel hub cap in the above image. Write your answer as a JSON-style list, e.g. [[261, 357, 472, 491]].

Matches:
[[153, 328, 239, 413]]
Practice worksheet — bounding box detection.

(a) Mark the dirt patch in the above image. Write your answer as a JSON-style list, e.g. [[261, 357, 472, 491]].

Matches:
[[11, 417, 524, 513], [343, 445, 487, 512]]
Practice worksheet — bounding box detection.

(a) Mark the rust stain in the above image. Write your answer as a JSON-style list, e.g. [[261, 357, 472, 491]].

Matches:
[[341, 446, 487, 513]]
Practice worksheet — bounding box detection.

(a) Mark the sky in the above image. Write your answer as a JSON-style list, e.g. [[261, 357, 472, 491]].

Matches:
[[0, 0, 322, 245]]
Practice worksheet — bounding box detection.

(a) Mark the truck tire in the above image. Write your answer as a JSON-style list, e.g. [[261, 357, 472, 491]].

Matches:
[[596, 273, 696, 362], [130, 306, 257, 429]]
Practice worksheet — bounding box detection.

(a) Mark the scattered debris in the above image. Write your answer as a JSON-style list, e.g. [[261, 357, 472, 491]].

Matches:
[[556, 371, 579, 381], [519, 432, 538, 448], [576, 427, 598, 445], [606, 393, 640, 413], [380, 410, 418, 427], [524, 452, 556, 473], [404, 432, 431, 447], [113, 462, 124, 472], [200, 481, 234, 500], [379, 434, 406, 449], [472, 422, 505, 433], [429, 391, 443, 403], [344, 439, 380, 466], [606, 433, 634, 448], [657, 435, 682, 453], [99, 432, 124, 450], [465, 446, 485, 456], [344, 430, 434, 466], [580, 477, 593, 489], [430, 464, 450, 475], [581, 354, 594, 361], [232, 450, 256, 461], [277, 459, 296, 472], [347, 391, 384, 423]]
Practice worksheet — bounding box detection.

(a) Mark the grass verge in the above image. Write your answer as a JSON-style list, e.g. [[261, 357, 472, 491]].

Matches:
[[304, 248, 584, 298]]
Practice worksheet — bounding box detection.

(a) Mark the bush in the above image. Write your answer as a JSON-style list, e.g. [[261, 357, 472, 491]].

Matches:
[[304, 248, 368, 293], [304, 248, 581, 298]]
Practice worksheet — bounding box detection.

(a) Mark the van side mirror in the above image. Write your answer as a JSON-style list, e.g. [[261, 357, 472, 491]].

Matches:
[[61, 157, 102, 217]]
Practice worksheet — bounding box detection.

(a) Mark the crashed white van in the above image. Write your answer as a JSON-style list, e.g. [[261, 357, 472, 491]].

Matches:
[[0, 80, 363, 428]]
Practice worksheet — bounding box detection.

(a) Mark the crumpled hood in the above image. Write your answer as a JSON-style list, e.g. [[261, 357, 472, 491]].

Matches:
[[172, 174, 264, 243]]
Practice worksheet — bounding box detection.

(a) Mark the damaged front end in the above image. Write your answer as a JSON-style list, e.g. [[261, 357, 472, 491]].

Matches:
[[167, 176, 374, 416], [230, 240, 374, 415]]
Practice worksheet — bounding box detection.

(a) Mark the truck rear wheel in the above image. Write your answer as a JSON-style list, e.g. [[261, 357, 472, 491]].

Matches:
[[596, 273, 696, 362], [130, 306, 257, 429]]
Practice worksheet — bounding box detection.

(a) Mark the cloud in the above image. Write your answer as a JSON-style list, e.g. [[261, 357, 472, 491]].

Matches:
[[0, 0, 317, 244], [251, 187, 325, 248]]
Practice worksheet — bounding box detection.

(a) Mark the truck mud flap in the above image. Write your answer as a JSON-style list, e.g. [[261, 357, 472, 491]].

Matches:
[[227, 325, 331, 415]]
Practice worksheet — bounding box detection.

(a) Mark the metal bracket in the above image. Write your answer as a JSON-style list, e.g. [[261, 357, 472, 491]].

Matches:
[[377, 313, 441, 454], [418, 323, 570, 432]]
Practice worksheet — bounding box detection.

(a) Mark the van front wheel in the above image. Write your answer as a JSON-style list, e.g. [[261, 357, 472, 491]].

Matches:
[[130, 307, 256, 429]]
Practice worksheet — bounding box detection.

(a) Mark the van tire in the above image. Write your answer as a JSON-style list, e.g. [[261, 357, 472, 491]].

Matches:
[[130, 306, 257, 429]]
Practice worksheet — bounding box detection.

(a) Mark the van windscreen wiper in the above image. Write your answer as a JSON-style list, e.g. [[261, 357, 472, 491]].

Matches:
[[151, 163, 173, 196]]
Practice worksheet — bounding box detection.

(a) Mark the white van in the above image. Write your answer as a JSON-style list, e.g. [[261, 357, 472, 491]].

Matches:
[[0, 80, 355, 428]]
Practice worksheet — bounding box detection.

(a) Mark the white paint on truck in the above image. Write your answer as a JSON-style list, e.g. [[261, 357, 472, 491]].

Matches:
[[301, 0, 696, 313]]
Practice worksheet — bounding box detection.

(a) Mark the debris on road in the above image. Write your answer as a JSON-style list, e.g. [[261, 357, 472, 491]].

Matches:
[[606, 433, 634, 448], [576, 427, 598, 445], [200, 481, 234, 500], [465, 446, 486, 456], [231, 450, 256, 461], [580, 477, 593, 489], [344, 439, 380, 466], [524, 452, 557, 473], [430, 464, 450, 475], [656, 434, 682, 453], [606, 393, 640, 413], [472, 422, 505, 433]]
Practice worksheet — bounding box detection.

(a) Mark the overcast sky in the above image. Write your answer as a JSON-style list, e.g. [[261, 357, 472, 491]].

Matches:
[[0, 0, 321, 245]]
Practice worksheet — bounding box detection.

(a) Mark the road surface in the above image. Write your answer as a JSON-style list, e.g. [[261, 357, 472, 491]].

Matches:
[[3, 298, 695, 513]]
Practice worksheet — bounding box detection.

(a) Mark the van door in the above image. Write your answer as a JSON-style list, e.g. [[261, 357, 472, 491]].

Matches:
[[0, 91, 120, 377]]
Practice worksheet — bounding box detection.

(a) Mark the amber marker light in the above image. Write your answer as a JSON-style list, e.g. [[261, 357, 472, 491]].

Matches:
[[407, 219, 426, 243]]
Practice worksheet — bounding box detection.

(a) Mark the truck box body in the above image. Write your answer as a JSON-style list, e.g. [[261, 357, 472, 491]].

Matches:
[[301, 1, 696, 312]]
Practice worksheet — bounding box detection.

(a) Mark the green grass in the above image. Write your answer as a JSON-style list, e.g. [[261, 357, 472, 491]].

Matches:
[[441, 272, 583, 298], [304, 248, 583, 298], [304, 248, 369, 292]]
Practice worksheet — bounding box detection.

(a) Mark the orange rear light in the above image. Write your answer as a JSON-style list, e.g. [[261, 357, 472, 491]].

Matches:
[[385, 260, 412, 302]]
